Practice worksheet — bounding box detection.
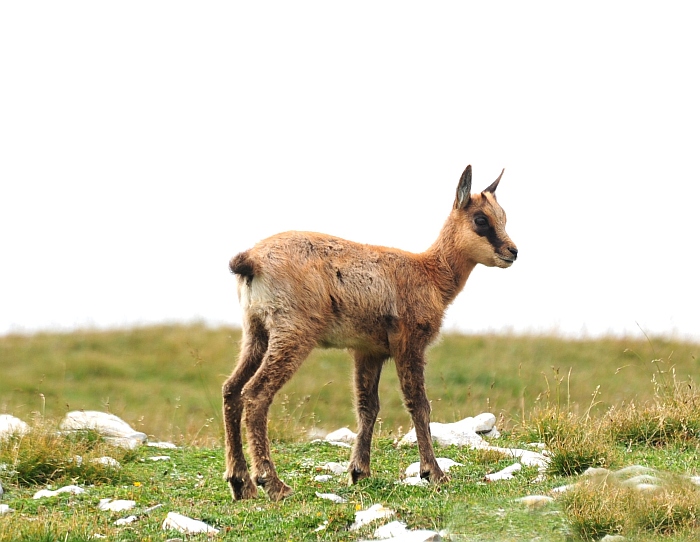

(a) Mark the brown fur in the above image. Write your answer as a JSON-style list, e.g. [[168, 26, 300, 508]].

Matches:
[[222, 165, 517, 501]]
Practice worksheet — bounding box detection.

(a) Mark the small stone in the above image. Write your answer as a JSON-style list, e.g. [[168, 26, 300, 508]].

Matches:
[[321, 461, 348, 475], [485, 463, 521, 482], [98, 498, 136, 512], [324, 427, 357, 443], [0, 415, 29, 439], [60, 411, 147, 450], [33, 485, 85, 499], [315, 491, 347, 503], [401, 476, 429, 486], [162, 512, 219, 535], [92, 457, 121, 468], [0, 504, 14, 515], [146, 441, 178, 449], [349, 504, 395, 531]]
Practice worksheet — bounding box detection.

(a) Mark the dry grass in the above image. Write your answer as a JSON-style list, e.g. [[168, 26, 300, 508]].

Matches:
[[563, 472, 700, 540], [606, 360, 700, 447], [0, 416, 135, 487]]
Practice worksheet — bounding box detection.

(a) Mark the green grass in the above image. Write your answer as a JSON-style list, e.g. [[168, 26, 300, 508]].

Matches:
[[1, 325, 700, 540], [2, 325, 698, 443], [1, 427, 698, 541]]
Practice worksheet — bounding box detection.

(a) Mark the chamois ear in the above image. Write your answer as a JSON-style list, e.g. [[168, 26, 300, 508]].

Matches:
[[454, 165, 472, 209], [483, 168, 505, 194]]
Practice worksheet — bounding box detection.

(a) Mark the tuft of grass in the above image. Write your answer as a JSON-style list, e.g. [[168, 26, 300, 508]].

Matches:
[[606, 361, 700, 447], [562, 472, 700, 540], [0, 418, 134, 487], [516, 368, 616, 476]]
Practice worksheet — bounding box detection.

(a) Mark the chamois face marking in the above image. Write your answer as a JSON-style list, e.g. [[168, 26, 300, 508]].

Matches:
[[453, 166, 518, 269], [471, 192, 517, 268]]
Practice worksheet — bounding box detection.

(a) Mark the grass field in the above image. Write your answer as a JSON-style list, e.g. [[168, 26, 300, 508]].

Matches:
[[1, 325, 697, 444], [1, 325, 700, 541]]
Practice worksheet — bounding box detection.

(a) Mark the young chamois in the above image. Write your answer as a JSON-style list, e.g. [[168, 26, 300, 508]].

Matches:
[[223, 165, 518, 501]]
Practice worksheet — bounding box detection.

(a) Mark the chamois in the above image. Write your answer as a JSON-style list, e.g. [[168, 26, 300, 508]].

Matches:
[[223, 165, 518, 501]]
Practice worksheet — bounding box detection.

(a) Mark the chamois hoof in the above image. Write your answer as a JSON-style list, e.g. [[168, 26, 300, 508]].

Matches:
[[421, 467, 450, 484], [227, 475, 259, 500], [348, 465, 370, 485], [263, 478, 294, 502]]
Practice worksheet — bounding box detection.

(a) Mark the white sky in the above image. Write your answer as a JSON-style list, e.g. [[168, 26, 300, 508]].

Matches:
[[1, 2, 699, 341]]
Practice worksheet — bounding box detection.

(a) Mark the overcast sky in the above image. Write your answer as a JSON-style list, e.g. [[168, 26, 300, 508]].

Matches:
[[1, 2, 698, 341]]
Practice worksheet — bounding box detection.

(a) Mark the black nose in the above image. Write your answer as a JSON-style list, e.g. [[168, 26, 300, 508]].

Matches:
[[508, 247, 518, 260]]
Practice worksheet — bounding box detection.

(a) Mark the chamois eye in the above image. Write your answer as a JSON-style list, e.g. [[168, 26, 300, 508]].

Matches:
[[474, 216, 488, 227]]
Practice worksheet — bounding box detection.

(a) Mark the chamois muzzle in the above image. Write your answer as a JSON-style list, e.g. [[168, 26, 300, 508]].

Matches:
[[497, 245, 518, 266]]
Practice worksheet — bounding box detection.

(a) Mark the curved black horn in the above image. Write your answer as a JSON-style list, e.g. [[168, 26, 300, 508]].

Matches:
[[483, 168, 504, 194]]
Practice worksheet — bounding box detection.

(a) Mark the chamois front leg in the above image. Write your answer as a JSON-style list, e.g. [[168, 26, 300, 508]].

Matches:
[[348, 351, 386, 484], [222, 316, 268, 500], [394, 349, 448, 484]]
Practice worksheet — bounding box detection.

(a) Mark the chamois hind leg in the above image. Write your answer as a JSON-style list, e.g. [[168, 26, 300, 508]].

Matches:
[[394, 347, 448, 484], [242, 331, 317, 501], [222, 315, 268, 500], [348, 351, 386, 484]]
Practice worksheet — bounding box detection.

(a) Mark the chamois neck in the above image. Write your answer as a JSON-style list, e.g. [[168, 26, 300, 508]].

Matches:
[[422, 218, 477, 305]]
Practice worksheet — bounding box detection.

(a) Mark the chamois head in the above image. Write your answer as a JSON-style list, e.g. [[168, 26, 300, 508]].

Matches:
[[452, 165, 518, 268]]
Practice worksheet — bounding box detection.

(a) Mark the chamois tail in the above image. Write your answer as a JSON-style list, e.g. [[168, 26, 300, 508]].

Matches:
[[229, 250, 257, 279]]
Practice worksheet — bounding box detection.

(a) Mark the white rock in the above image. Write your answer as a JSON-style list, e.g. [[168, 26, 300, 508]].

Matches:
[[314, 475, 333, 482], [143, 503, 164, 514], [162, 512, 219, 535], [599, 535, 626, 542], [550, 484, 575, 494], [401, 476, 429, 486], [485, 463, 521, 482], [314, 520, 329, 532], [0, 414, 29, 439], [114, 515, 138, 526], [472, 413, 498, 433], [322, 461, 348, 475], [689, 476, 700, 486], [146, 441, 178, 449], [315, 491, 347, 503], [98, 498, 136, 512], [371, 520, 441, 541], [148, 455, 171, 462], [405, 457, 463, 477], [0, 504, 14, 515], [60, 411, 147, 449], [350, 504, 395, 530], [325, 427, 357, 443], [92, 457, 121, 468], [517, 495, 555, 509], [33, 484, 85, 499], [485, 446, 549, 469], [400, 419, 485, 448]]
